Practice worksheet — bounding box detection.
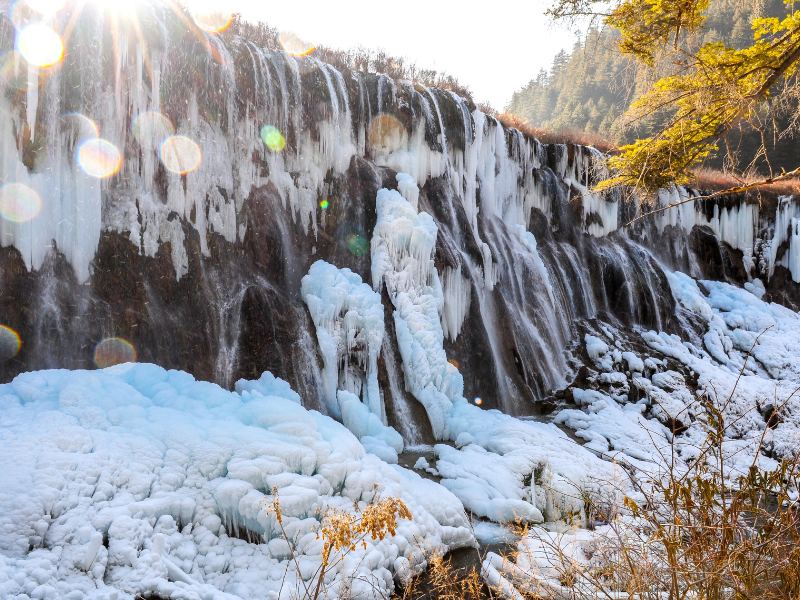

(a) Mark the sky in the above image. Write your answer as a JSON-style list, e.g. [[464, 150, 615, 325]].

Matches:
[[230, 0, 582, 110]]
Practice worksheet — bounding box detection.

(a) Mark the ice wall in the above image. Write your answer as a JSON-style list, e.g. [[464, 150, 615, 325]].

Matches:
[[655, 187, 800, 282]]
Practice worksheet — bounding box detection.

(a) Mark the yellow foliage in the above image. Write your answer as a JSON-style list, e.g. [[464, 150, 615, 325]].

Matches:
[[589, 0, 800, 191]]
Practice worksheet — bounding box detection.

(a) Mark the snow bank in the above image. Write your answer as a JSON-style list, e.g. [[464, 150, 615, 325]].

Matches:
[[644, 273, 800, 465], [0, 364, 473, 599], [443, 403, 623, 524]]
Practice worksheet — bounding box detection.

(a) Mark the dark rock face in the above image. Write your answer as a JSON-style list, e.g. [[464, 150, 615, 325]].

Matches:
[[0, 4, 797, 438]]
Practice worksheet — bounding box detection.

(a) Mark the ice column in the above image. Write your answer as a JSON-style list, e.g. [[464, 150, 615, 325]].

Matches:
[[371, 177, 464, 439]]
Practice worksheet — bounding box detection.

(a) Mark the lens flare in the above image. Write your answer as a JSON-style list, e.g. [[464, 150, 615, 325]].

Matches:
[[0, 183, 42, 223], [278, 31, 316, 57], [22, 0, 67, 16], [319, 199, 329, 210], [132, 111, 174, 146], [77, 138, 122, 179], [0, 325, 22, 361], [160, 135, 202, 174], [61, 113, 99, 143], [474, 397, 483, 406], [260, 125, 286, 153], [94, 337, 137, 368], [368, 113, 406, 153], [16, 23, 63, 68], [186, 0, 233, 33], [346, 233, 369, 257]]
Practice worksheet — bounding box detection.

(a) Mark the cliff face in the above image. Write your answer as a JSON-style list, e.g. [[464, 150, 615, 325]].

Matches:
[[0, 3, 797, 442]]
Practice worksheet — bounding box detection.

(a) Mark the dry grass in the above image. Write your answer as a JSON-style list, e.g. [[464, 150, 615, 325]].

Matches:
[[692, 167, 800, 195], [495, 113, 619, 153]]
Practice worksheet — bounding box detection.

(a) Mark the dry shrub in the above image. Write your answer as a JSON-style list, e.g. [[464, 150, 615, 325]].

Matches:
[[692, 167, 800, 195], [615, 395, 800, 600], [266, 491, 412, 600], [495, 113, 618, 153], [503, 385, 800, 600], [394, 553, 486, 600]]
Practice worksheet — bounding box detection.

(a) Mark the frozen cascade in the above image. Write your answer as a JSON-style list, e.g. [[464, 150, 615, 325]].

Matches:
[[790, 218, 800, 282], [0, 1, 797, 428], [368, 179, 621, 522], [371, 184, 461, 439], [301, 260, 385, 421], [654, 186, 800, 283], [767, 196, 800, 283]]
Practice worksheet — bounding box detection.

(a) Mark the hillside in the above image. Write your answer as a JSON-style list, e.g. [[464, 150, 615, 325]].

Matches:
[[507, 0, 798, 173]]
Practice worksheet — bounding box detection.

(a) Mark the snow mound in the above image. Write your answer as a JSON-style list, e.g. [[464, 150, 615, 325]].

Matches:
[[0, 364, 473, 599], [443, 402, 623, 524], [652, 272, 800, 461]]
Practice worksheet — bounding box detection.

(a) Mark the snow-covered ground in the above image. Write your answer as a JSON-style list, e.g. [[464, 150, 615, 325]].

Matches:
[[0, 365, 474, 599], [3, 177, 800, 598], [487, 269, 800, 599]]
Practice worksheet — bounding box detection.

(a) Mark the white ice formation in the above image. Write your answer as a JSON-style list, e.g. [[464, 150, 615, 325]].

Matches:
[[0, 364, 473, 599]]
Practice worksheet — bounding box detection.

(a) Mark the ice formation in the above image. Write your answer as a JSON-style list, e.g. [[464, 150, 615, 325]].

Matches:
[[371, 185, 462, 440], [369, 178, 622, 523], [0, 364, 473, 599], [301, 260, 385, 419], [656, 187, 800, 281]]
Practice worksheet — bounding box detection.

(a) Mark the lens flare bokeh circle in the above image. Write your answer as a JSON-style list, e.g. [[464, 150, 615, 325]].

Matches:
[[61, 112, 100, 143], [368, 113, 406, 153], [16, 23, 63, 68], [0, 325, 21, 361], [0, 183, 42, 223], [345, 233, 369, 257], [77, 138, 123, 179], [132, 111, 174, 146], [319, 199, 329, 210], [278, 31, 316, 57], [474, 397, 483, 406], [94, 337, 137, 368], [187, 1, 233, 33], [160, 135, 202, 174], [260, 125, 286, 153]]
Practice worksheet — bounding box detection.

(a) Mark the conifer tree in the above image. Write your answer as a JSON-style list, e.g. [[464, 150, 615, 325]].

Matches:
[[545, 0, 800, 191]]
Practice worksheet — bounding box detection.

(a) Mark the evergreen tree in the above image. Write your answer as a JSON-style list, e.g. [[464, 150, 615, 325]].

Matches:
[[509, 0, 797, 184]]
